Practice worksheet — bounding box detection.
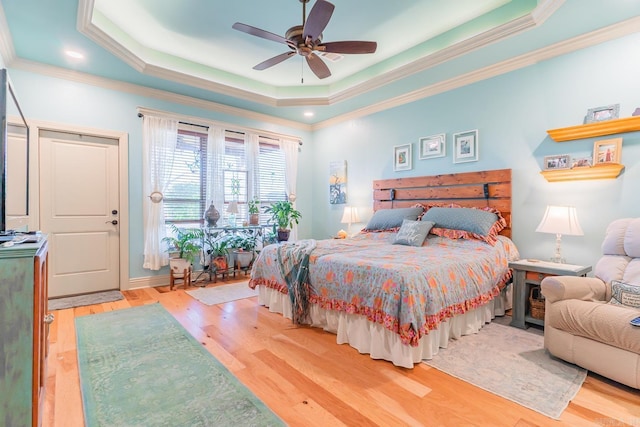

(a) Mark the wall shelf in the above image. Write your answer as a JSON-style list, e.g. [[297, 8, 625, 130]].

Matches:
[[547, 116, 640, 142], [540, 163, 624, 182]]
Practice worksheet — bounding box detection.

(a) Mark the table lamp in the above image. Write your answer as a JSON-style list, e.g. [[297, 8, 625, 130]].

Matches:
[[535, 205, 583, 263], [227, 201, 239, 226], [340, 206, 360, 236]]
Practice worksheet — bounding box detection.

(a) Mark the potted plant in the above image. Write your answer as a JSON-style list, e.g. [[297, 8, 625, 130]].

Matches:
[[203, 230, 230, 272], [163, 225, 203, 264], [248, 198, 260, 225], [162, 225, 204, 282], [227, 232, 257, 269], [262, 200, 301, 242]]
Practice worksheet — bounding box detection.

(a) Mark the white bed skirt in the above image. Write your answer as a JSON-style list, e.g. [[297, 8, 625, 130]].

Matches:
[[257, 284, 512, 369]]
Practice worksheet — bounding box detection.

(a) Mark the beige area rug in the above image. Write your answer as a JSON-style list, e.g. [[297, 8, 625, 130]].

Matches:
[[186, 282, 258, 306], [424, 322, 587, 420]]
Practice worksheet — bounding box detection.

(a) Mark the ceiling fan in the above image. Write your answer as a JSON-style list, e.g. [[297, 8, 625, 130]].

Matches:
[[232, 0, 377, 80]]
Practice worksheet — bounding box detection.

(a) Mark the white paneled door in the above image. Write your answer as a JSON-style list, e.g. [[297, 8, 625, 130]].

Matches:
[[40, 131, 120, 298]]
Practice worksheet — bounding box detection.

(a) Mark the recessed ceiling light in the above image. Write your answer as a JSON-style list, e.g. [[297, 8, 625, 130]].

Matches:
[[65, 50, 84, 59], [303, 111, 314, 117]]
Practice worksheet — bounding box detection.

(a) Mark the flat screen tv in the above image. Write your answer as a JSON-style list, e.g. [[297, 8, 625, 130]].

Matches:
[[0, 68, 30, 240]]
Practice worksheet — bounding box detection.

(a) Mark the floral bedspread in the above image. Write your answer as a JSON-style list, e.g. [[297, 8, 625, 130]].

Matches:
[[249, 232, 519, 346]]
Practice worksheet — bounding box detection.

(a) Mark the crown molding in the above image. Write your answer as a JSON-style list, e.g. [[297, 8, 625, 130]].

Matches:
[[77, 0, 146, 73], [75, 0, 562, 107], [311, 15, 640, 130], [325, 2, 559, 106], [0, 3, 16, 65], [10, 58, 312, 132]]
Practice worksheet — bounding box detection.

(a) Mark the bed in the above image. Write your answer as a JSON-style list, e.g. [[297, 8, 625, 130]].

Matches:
[[249, 169, 519, 368]]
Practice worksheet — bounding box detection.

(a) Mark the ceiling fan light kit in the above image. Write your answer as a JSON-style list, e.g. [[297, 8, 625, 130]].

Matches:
[[232, 0, 377, 80]]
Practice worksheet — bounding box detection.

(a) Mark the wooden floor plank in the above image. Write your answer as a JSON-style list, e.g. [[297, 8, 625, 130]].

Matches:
[[43, 278, 640, 427]]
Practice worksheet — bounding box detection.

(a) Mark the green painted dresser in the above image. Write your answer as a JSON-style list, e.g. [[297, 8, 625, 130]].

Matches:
[[0, 238, 49, 427]]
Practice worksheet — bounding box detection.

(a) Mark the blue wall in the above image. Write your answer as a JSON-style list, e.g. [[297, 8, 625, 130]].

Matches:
[[8, 69, 313, 280], [7, 31, 640, 281], [311, 32, 640, 270]]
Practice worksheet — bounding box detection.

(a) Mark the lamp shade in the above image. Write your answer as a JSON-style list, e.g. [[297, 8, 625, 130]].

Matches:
[[227, 201, 239, 214], [535, 205, 583, 236], [341, 206, 360, 224]]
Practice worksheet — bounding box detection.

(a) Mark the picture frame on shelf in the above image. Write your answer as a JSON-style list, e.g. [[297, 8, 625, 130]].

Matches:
[[393, 143, 412, 171], [543, 154, 570, 170], [585, 104, 620, 123], [452, 129, 478, 163], [419, 134, 446, 160], [571, 157, 592, 168], [593, 138, 622, 164]]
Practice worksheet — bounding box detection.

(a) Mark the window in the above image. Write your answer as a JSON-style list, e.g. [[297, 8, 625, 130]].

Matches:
[[163, 126, 207, 226], [256, 136, 287, 223], [163, 126, 288, 227], [222, 132, 248, 220]]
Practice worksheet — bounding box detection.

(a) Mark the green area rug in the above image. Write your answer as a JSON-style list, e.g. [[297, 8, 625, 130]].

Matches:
[[424, 322, 587, 419], [76, 303, 284, 426]]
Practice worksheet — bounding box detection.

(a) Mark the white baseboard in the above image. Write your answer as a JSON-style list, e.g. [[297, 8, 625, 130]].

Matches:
[[125, 275, 170, 290]]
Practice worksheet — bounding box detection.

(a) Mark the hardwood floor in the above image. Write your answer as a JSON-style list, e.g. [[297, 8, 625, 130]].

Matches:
[[44, 278, 640, 427]]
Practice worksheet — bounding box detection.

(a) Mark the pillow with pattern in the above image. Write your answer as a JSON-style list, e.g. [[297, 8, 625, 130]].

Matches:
[[609, 280, 640, 308], [393, 220, 435, 247]]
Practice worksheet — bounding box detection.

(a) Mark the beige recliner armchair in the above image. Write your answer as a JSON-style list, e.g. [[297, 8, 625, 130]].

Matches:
[[541, 218, 640, 389]]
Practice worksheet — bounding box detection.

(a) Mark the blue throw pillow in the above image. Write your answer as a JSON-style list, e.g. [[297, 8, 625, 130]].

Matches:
[[364, 207, 424, 231], [422, 207, 498, 236], [393, 220, 435, 246]]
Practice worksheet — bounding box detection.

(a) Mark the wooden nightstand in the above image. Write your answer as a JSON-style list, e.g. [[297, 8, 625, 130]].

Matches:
[[509, 259, 591, 329]]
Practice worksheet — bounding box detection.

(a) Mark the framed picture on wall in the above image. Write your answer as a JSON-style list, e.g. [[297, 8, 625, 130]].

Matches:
[[419, 134, 446, 160], [329, 160, 347, 204], [543, 154, 570, 170], [585, 104, 620, 123], [393, 144, 412, 171], [593, 138, 622, 164], [452, 129, 478, 163]]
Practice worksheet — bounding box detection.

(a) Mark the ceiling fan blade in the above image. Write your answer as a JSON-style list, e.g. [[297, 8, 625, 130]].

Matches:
[[232, 22, 293, 47], [303, 0, 335, 41], [306, 53, 331, 79], [317, 41, 377, 54], [253, 52, 295, 71]]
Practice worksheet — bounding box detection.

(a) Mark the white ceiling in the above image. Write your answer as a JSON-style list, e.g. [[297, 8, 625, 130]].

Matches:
[[2, 0, 640, 126]]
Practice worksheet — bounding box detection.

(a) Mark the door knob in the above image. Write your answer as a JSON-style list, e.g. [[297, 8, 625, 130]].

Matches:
[[106, 220, 118, 225], [44, 314, 55, 324]]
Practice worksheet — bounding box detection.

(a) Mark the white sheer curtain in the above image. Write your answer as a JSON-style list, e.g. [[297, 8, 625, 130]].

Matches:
[[205, 126, 226, 218], [281, 138, 299, 241], [142, 116, 178, 270], [246, 133, 260, 201]]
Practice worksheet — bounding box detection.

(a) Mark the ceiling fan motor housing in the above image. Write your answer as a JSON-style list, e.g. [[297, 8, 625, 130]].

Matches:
[[233, 0, 376, 79], [286, 26, 321, 56]]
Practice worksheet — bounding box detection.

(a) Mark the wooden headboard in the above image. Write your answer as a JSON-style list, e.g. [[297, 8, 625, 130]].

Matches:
[[372, 168, 512, 238]]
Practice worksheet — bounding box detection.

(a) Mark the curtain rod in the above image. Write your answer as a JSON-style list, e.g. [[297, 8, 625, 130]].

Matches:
[[137, 112, 208, 129], [137, 108, 303, 146]]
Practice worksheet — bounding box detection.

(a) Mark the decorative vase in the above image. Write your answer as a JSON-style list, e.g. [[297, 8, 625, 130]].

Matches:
[[204, 202, 220, 227]]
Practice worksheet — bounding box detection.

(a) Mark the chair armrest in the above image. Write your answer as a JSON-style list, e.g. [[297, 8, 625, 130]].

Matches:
[[540, 276, 607, 303]]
